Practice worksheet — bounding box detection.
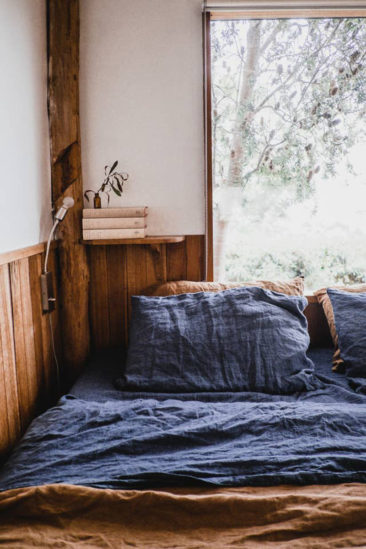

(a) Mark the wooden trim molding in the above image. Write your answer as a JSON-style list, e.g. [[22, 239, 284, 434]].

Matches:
[[0, 245, 61, 460], [0, 241, 58, 267], [0, 243, 47, 267], [205, 8, 365, 281], [83, 236, 186, 246], [204, 11, 214, 282]]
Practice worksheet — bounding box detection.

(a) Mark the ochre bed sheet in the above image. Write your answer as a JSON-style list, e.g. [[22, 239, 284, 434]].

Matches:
[[1, 483, 366, 548]]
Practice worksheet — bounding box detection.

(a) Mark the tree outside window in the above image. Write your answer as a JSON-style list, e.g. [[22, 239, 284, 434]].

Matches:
[[212, 17, 366, 289]]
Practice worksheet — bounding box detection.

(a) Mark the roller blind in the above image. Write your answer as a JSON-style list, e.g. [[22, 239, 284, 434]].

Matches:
[[204, 0, 366, 9]]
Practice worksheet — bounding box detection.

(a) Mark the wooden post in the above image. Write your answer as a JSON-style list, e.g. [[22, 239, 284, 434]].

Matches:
[[47, 0, 90, 383]]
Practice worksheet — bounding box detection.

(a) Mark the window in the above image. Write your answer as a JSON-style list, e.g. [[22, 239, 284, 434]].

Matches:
[[208, 11, 366, 290]]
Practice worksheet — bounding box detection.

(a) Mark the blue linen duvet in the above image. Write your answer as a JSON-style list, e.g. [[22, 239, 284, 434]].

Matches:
[[1, 382, 366, 491]]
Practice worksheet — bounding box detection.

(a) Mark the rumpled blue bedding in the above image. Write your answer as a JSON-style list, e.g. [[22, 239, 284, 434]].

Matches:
[[328, 289, 366, 393], [0, 349, 366, 492], [123, 289, 317, 394]]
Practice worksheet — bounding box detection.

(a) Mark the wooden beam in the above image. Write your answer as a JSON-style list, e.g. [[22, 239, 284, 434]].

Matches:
[[47, 0, 90, 383], [204, 12, 214, 281]]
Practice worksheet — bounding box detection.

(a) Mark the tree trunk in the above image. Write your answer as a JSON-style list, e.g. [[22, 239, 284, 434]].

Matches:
[[214, 21, 262, 279]]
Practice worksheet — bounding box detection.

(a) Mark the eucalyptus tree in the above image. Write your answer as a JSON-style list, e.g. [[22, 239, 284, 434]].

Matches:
[[212, 17, 366, 277]]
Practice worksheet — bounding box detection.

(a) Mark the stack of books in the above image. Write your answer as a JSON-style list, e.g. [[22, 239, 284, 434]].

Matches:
[[82, 207, 148, 240]]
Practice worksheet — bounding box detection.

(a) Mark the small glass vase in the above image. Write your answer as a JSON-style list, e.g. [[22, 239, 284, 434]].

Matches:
[[93, 193, 102, 209]]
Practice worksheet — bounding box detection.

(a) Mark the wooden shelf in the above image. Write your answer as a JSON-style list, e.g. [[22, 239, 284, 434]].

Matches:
[[82, 236, 186, 246]]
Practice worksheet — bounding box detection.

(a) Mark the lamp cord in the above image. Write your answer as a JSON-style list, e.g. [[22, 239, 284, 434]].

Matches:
[[48, 313, 61, 395], [44, 219, 61, 395], [43, 219, 59, 274]]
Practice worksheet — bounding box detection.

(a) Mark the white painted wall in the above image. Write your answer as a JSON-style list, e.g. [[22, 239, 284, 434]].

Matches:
[[80, 0, 205, 235], [0, 0, 51, 254]]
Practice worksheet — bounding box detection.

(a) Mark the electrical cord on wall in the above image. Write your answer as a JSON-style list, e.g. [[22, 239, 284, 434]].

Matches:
[[42, 196, 75, 395], [43, 220, 59, 275], [48, 313, 61, 394]]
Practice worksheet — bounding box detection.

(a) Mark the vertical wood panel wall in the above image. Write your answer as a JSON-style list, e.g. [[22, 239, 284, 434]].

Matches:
[[88, 236, 331, 351], [0, 246, 61, 460], [88, 236, 205, 351]]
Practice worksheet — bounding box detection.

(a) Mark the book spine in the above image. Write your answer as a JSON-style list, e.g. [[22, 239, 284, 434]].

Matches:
[[83, 207, 148, 218], [82, 218, 146, 229], [83, 228, 146, 240]]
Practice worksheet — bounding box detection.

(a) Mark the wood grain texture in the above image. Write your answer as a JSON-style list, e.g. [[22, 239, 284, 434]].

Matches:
[[47, 0, 90, 383], [204, 12, 213, 281], [167, 241, 187, 282], [0, 248, 61, 460], [186, 236, 205, 281], [87, 235, 331, 351], [304, 298, 333, 348], [88, 236, 205, 350], [0, 242, 46, 266], [83, 236, 185, 246], [106, 247, 128, 347], [0, 265, 20, 456], [88, 246, 110, 350], [10, 258, 38, 429]]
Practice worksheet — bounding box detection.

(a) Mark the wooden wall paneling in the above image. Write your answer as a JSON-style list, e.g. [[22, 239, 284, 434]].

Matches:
[[125, 246, 146, 299], [0, 265, 20, 455], [28, 251, 61, 406], [125, 246, 149, 328], [88, 236, 207, 350], [88, 246, 110, 351], [186, 236, 205, 281], [0, 352, 10, 457], [106, 246, 128, 348], [86, 237, 332, 349], [166, 241, 187, 281], [304, 296, 332, 348], [150, 244, 167, 285], [144, 245, 167, 288], [47, 249, 62, 370], [28, 254, 46, 404], [9, 259, 38, 430], [126, 244, 166, 293], [0, 245, 62, 460]]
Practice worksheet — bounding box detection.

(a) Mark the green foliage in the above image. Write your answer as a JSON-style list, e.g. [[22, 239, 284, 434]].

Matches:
[[212, 18, 366, 194], [224, 246, 366, 289], [84, 161, 129, 205], [212, 17, 366, 287]]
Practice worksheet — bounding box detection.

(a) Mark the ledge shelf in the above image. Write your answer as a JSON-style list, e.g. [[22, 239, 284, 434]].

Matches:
[[82, 236, 186, 246]]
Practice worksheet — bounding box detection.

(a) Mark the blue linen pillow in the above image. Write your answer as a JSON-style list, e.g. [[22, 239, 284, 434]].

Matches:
[[120, 286, 318, 394], [327, 288, 366, 389]]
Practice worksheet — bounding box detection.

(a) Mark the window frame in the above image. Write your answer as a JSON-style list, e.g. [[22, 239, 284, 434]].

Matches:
[[204, 7, 366, 282]]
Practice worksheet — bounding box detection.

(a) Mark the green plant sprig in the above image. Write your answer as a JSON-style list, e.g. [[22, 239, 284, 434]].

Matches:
[[84, 161, 129, 205]]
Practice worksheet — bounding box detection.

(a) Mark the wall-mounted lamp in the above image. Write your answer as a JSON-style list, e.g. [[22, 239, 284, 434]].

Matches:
[[41, 197, 75, 313]]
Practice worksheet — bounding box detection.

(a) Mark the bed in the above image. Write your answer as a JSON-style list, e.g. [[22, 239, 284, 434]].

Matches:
[[1, 283, 366, 547]]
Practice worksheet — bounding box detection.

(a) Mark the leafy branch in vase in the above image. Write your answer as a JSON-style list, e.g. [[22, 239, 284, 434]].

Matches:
[[84, 161, 129, 208]]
